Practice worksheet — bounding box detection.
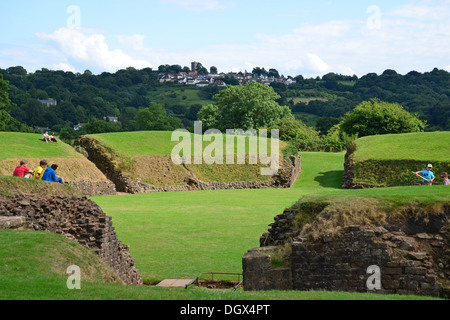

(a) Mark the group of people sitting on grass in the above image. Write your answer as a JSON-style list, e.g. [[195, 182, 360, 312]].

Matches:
[[415, 164, 449, 186], [13, 160, 64, 184], [42, 131, 58, 143]]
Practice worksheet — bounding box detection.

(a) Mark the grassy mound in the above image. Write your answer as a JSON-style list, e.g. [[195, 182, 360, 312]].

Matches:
[[290, 186, 450, 240], [345, 132, 450, 188], [0, 132, 109, 183], [2, 229, 436, 300], [0, 175, 80, 200], [84, 131, 288, 186], [0, 230, 122, 299]]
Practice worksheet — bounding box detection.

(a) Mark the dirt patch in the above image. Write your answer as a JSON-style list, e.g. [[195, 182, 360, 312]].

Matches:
[[131, 155, 189, 187], [197, 279, 241, 289]]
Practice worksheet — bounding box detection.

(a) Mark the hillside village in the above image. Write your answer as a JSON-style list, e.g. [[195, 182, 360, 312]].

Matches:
[[159, 62, 297, 87]]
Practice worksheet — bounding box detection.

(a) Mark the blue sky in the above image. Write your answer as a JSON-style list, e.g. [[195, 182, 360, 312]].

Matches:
[[1, 0, 449, 77]]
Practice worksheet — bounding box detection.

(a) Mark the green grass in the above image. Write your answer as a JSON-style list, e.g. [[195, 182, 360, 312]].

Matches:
[[1, 146, 448, 300], [88, 131, 180, 157], [91, 152, 449, 281], [0, 175, 80, 200], [354, 132, 450, 162], [86, 131, 284, 185], [0, 230, 438, 300], [147, 86, 212, 107], [88, 131, 281, 159], [0, 132, 83, 160]]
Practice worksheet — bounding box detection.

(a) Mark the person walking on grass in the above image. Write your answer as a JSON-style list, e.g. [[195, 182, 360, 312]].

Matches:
[[415, 164, 435, 185], [32, 160, 48, 180], [42, 164, 64, 184]]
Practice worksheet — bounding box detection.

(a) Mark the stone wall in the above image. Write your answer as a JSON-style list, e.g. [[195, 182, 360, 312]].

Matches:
[[0, 193, 142, 286], [75, 135, 302, 194], [67, 179, 117, 197], [244, 207, 449, 298]]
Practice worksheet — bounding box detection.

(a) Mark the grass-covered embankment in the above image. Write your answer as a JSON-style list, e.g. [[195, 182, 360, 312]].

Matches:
[[0, 132, 109, 183], [345, 132, 450, 188], [0, 175, 80, 200], [81, 131, 287, 186], [0, 229, 439, 300]]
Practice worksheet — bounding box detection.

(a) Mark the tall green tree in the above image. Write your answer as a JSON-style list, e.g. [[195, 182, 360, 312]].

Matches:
[[136, 103, 183, 131], [0, 74, 34, 132], [198, 82, 293, 130]]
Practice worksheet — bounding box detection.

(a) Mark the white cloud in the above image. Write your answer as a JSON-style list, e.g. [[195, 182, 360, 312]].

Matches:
[[52, 62, 77, 73], [387, 1, 450, 21], [306, 54, 330, 74], [160, 0, 226, 11], [37, 28, 152, 73], [117, 34, 147, 51], [21, 1, 448, 77]]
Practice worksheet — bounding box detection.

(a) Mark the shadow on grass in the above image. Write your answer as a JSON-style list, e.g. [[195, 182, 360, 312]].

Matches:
[[314, 170, 344, 189]]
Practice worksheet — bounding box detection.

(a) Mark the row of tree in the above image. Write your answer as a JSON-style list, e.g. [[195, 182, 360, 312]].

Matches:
[[197, 82, 426, 154], [0, 65, 449, 142]]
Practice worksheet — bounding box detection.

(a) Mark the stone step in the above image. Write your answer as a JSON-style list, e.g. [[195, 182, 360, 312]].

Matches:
[[0, 216, 26, 230]]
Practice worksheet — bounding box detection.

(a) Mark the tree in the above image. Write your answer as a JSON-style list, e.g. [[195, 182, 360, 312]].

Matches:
[[340, 99, 425, 137], [0, 74, 35, 132], [196, 63, 208, 75], [252, 67, 268, 77], [136, 102, 183, 131], [199, 82, 293, 130], [210, 66, 218, 74], [316, 117, 341, 135], [268, 68, 280, 78]]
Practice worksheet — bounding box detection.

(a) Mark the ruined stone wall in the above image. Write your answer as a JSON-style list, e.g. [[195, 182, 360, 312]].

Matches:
[[75, 135, 302, 194], [291, 224, 448, 297], [0, 194, 142, 286], [244, 208, 449, 298], [67, 179, 116, 197]]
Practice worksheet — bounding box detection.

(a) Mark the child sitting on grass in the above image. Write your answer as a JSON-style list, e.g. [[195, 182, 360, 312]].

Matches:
[[442, 172, 450, 185]]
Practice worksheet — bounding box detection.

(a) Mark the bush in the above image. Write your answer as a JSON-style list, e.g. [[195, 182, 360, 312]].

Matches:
[[340, 99, 425, 137]]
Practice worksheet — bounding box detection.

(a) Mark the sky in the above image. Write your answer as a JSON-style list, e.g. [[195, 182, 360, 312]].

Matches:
[[0, 0, 449, 77]]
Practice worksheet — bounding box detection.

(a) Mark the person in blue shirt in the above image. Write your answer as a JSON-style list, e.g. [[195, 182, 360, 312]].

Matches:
[[42, 164, 64, 184], [415, 164, 435, 185]]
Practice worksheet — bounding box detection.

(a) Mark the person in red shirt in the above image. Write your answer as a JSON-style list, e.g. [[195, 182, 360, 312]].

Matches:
[[13, 160, 32, 178]]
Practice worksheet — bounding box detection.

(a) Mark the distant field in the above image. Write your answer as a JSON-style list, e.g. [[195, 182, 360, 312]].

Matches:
[[289, 97, 329, 105], [147, 86, 212, 107]]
